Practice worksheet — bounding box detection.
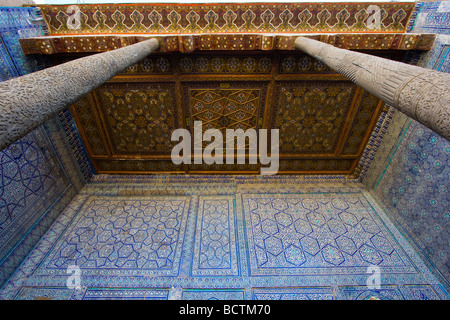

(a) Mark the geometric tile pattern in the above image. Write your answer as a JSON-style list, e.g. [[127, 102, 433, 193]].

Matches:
[[362, 2, 450, 292], [337, 285, 404, 300], [0, 37, 18, 81], [242, 194, 415, 276], [42, 196, 190, 276], [83, 288, 169, 300], [430, 43, 450, 73], [401, 285, 442, 300], [0, 100, 92, 287], [0, 133, 55, 234], [1, 178, 447, 300], [252, 287, 334, 300], [0, 126, 72, 287], [407, 1, 450, 35], [337, 284, 442, 300], [435, 44, 450, 73], [192, 196, 238, 276], [182, 289, 244, 300], [0, 111, 90, 289], [371, 120, 450, 291], [0, 7, 48, 78]]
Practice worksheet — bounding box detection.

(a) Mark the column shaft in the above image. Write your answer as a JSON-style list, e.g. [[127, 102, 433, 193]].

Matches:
[[295, 37, 450, 141], [0, 38, 159, 151]]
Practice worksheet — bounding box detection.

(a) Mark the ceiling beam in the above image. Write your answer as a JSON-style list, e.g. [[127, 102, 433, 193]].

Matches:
[[19, 33, 435, 55]]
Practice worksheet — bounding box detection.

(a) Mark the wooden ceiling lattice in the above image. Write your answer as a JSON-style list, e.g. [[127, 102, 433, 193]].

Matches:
[[65, 50, 397, 175], [15, 3, 434, 176]]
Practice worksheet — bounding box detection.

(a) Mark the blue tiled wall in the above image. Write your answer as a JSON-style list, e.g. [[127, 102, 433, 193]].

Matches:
[[0, 2, 449, 295], [0, 7, 92, 288], [408, 1, 450, 35], [363, 1, 450, 291], [0, 7, 50, 80]]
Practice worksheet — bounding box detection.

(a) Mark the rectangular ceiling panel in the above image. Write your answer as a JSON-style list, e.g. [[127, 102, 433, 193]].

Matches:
[[95, 83, 179, 156], [68, 51, 388, 175]]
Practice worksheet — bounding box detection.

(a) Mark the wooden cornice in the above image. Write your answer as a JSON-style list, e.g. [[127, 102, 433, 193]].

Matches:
[[19, 33, 435, 55]]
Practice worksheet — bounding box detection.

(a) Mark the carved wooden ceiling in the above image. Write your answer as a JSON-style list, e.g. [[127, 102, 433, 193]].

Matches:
[[54, 49, 404, 175], [20, 2, 432, 175]]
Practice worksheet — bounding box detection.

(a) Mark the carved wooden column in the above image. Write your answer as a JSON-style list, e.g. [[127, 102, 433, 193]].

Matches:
[[295, 37, 450, 141], [0, 38, 159, 151]]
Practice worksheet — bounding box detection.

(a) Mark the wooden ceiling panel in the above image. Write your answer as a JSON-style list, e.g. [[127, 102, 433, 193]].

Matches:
[[95, 83, 179, 156], [272, 81, 357, 155], [16, 2, 430, 176], [69, 51, 388, 175], [183, 81, 268, 145]]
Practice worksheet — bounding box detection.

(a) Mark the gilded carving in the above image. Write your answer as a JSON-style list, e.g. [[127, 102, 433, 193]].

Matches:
[[97, 84, 178, 155]]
